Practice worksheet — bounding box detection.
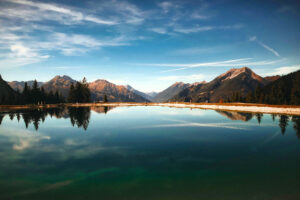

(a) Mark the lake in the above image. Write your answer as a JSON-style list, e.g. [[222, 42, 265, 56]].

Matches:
[[0, 106, 300, 200]]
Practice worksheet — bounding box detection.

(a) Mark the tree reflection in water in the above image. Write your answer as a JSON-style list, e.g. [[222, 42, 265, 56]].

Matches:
[[0, 106, 113, 131], [68, 107, 91, 130], [216, 110, 300, 138], [279, 115, 289, 135], [292, 116, 300, 139]]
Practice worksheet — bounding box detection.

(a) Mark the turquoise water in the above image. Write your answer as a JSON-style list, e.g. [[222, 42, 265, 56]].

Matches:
[[0, 106, 299, 200]]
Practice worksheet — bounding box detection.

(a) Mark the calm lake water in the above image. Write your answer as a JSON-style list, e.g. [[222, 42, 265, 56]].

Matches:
[[0, 106, 300, 200]]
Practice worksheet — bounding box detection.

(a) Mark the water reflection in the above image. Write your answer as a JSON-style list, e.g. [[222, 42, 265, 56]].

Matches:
[[216, 110, 300, 138], [68, 107, 91, 130], [0, 107, 300, 199], [216, 111, 253, 121], [0, 106, 114, 130], [0, 108, 299, 137]]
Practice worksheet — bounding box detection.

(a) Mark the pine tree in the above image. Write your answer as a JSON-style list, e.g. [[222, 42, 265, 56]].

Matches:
[[54, 90, 60, 104], [104, 94, 108, 102], [68, 83, 75, 103], [22, 82, 31, 104], [31, 80, 41, 104]]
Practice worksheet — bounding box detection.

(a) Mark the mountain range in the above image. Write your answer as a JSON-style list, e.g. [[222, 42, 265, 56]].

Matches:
[[2, 67, 299, 104]]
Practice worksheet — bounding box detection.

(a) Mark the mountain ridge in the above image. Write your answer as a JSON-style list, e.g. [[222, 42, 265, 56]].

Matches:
[[171, 67, 271, 103]]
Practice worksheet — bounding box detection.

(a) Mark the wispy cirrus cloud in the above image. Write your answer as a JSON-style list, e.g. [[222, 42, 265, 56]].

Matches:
[[171, 46, 224, 55], [150, 23, 243, 35], [173, 26, 214, 33], [148, 27, 169, 34], [1, 0, 117, 25], [157, 1, 180, 14], [174, 24, 243, 34], [135, 58, 285, 72], [190, 12, 211, 20], [158, 74, 205, 81], [249, 36, 280, 57]]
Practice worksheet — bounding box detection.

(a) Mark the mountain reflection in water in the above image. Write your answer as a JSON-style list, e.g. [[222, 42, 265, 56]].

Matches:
[[0, 107, 299, 138]]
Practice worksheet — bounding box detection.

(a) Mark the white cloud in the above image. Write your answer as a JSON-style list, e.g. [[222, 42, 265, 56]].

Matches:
[[174, 26, 214, 33], [249, 36, 257, 41], [258, 41, 280, 57], [191, 12, 210, 20], [173, 24, 243, 34], [158, 74, 204, 82], [157, 2, 175, 13], [265, 65, 300, 76], [148, 27, 168, 34], [3, 0, 117, 25], [135, 58, 285, 72], [42, 33, 130, 55], [249, 36, 280, 57], [0, 43, 49, 69], [0, 30, 132, 67], [158, 74, 205, 81], [171, 47, 220, 55], [93, 0, 147, 25]]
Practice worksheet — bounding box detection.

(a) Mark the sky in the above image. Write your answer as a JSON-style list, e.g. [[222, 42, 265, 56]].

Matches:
[[0, 0, 300, 92]]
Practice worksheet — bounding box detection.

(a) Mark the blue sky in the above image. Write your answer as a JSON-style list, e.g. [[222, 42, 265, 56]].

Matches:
[[0, 0, 300, 92]]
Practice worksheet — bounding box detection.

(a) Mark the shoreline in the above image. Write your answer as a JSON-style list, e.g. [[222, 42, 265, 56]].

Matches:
[[0, 102, 300, 115]]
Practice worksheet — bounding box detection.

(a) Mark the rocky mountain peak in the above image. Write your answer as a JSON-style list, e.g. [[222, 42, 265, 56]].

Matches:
[[51, 75, 74, 82], [192, 81, 207, 86], [217, 67, 263, 82]]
